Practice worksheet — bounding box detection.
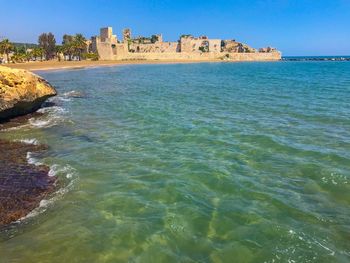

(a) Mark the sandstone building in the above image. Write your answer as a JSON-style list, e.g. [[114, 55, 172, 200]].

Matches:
[[90, 27, 281, 61]]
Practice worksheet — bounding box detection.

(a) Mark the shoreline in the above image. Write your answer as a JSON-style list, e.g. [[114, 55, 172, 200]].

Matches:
[[3, 59, 226, 71]]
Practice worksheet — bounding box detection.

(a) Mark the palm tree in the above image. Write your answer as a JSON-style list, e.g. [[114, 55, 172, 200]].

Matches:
[[55, 45, 63, 61], [62, 42, 74, 61], [73, 34, 87, 61], [0, 39, 14, 62], [31, 47, 44, 61]]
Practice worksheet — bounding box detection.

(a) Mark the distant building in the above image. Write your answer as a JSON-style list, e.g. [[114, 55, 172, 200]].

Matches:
[[91, 27, 281, 61]]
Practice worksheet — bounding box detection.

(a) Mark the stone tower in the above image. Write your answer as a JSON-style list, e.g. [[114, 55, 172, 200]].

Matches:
[[156, 34, 163, 43], [99, 27, 117, 42], [100, 27, 112, 41], [123, 28, 131, 42]]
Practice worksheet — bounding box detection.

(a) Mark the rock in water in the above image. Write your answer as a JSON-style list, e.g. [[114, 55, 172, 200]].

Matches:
[[0, 66, 57, 121], [0, 139, 56, 226]]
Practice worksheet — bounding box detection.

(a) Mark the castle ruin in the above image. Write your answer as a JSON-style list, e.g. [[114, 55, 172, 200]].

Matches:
[[90, 27, 281, 61]]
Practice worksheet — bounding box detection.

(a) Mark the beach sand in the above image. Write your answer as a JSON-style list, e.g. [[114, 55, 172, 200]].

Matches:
[[4, 59, 222, 71]]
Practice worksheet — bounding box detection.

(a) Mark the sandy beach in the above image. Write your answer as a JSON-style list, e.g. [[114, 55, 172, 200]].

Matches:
[[4, 59, 223, 71]]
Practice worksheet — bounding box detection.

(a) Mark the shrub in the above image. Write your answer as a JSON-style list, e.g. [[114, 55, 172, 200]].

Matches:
[[81, 52, 99, 61]]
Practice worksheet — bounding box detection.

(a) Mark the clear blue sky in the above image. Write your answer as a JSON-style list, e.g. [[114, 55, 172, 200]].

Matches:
[[1, 0, 349, 56]]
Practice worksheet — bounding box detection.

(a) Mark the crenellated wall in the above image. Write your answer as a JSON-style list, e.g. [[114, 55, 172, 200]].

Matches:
[[129, 42, 180, 53]]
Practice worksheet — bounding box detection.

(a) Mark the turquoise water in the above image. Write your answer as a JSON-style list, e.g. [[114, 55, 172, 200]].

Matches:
[[1, 61, 350, 262]]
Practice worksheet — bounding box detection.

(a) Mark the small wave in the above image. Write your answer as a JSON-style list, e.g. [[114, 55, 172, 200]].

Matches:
[[51, 90, 84, 103], [1, 106, 70, 131], [29, 118, 53, 128], [29, 106, 71, 128], [48, 164, 76, 179], [54, 96, 72, 102], [37, 106, 67, 115], [18, 163, 78, 222], [63, 90, 84, 98], [17, 138, 39, 145], [2, 123, 30, 132], [26, 152, 43, 166], [19, 178, 76, 221]]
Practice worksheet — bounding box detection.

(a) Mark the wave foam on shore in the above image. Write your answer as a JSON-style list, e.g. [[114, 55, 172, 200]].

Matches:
[[19, 162, 78, 222], [17, 138, 40, 145], [26, 152, 43, 166], [28, 106, 71, 128]]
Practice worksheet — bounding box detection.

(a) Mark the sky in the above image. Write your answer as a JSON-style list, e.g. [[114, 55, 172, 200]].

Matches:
[[1, 0, 350, 56]]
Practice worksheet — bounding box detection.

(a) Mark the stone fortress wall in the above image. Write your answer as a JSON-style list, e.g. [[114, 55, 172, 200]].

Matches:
[[90, 27, 281, 61]]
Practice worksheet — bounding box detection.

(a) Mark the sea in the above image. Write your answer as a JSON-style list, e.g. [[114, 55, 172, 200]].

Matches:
[[0, 59, 349, 263]]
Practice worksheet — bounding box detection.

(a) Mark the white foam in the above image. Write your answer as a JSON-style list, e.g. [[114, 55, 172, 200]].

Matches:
[[26, 152, 43, 166], [17, 138, 39, 145], [37, 106, 65, 114], [48, 164, 76, 178], [2, 123, 30, 131], [17, 163, 78, 222], [20, 178, 76, 221], [51, 90, 83, 102], [29, 106, 70, 128], [57, 97, 72, 102], [29, 118, 52, 128], [63, 90, 83, 97]]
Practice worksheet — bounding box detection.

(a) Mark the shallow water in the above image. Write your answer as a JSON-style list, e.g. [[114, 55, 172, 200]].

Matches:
[[0, 61, 349, 262]]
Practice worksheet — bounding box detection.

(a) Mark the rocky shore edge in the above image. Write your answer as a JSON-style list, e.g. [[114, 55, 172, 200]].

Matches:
[[0, 66, 57, 227]]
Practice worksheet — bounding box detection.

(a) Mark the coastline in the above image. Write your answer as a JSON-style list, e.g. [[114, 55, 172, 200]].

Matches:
[[4, 59, 227, 71]]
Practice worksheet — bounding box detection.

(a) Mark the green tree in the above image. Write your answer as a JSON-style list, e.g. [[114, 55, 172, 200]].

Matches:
[[11, 53, 28, 63], [47, 32, 56, 59], [24, 52, 31, 62], [62, 34, 74, 45], [62, 34, 75, 61], [55, 45, 63, 61], [38, 33, 48, 59], [73, 34, 87, 61], [31, 47, 45, 61], [38, 32, 56, 60], [61, 33, 87, 61], [0, 39, 14, 62], [62, 42, 74, 61], [150, 35, 159, 43], [81, 52, 99, 61], [15, 45, 26, 55]]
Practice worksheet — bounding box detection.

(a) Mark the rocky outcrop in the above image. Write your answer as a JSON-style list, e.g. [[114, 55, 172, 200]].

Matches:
[[0, 66, 57, 121]]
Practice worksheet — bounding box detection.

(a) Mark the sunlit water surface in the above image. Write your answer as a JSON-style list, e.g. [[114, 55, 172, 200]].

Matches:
[[1, 62, 349, 263]]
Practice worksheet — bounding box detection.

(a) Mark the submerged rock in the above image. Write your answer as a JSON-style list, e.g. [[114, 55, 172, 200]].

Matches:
[[0, 66, 57, 121], [0, 139, 56, 226]]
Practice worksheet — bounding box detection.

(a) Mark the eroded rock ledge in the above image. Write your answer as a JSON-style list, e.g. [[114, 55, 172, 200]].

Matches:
[[0, 66, 57, 121]]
